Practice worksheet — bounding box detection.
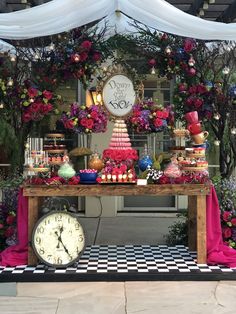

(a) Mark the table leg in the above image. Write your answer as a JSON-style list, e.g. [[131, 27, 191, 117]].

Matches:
[[188, 196, 197, 251], [28, 196, 40, 265], [196, 195, 207, 264]]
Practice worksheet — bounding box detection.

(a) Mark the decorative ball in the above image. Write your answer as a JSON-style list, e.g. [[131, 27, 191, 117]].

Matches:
[[138, 156, 153, 172], [88, 155, 104, 172]]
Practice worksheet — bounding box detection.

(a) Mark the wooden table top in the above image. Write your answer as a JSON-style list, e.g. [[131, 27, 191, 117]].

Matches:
[[23, 183, 211, 197]]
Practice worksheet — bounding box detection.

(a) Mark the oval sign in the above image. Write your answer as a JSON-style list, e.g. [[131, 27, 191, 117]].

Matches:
[[102, 74, 136, 117]]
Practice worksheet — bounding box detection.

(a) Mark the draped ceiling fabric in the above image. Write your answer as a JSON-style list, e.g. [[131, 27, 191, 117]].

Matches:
[[0, 0, 236, 40]]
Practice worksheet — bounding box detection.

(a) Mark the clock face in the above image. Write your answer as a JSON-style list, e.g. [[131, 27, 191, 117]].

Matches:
[[32, 211, 85, 267], [102, 74, 136, 117]]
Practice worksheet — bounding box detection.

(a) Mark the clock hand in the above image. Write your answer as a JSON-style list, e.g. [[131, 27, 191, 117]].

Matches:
[[55, 230, 73, 260]]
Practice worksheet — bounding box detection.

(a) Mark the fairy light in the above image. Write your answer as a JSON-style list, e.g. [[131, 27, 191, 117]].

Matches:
[[222, 67, 230, 75], [151, 67, 156, 75], [214, 140, 220, 146], [7, 78, 13, 87], [10, 55, 16, 62], [231, 127, 236, 135]]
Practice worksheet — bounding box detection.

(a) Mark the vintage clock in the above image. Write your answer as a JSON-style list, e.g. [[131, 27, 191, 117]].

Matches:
[[32, 211, 85, 267]]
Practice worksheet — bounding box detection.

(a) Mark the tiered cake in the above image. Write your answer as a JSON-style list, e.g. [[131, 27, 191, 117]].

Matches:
[[102, 119, 138, 183]]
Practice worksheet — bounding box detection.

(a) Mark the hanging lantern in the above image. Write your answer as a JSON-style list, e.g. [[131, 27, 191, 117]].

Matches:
[[188, 56, 195, 67], [222, 67, 230, 75]]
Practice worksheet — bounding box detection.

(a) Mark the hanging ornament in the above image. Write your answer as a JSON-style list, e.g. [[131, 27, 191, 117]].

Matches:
[[231, 127, 236, 135], [213, 113, 221, 120], [222, 67, 230, 75], [10, 55, 16, 62], [205, 81, 213, 91], [229, 85, 236, 97], [151, 67, 156, 75], [188, 55, 195, 67], [165, 47, 172, 54], [148, 58, 156, 67], [214, 140, 220, 146]]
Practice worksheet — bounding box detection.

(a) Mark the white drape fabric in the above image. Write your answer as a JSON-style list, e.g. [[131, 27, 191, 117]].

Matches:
[[0, 0, 236, 40]]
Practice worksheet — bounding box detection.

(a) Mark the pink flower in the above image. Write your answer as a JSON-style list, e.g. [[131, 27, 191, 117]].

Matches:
[[154, 118, 163, 127], [183, 38, 196, 53], [64, 120, 74, 129], [22, 112, 32, 122], [223, 227, 232, 239], [81, 40, 92, 50], [6, 215, 16, 225], [80, 118, 88, 127], [31, 102, 41, 112], [0, 223, 4, 229], [148, 59, 156, 67], [43, 90, 53, 100], [231, 218, 236, 226], [93, 52, 101, 62], [27, 87, 38, 98], [86, 119, 94, 129], [185, 97, 194, 106], [197, 84, 207, 94], [4, 226, 15, 238], [79, 52, 88, 61], [189, 86, 197, 94], [178, 83, 187, 92], [90, 111, 98, 119], [194, 98, 203, 108], [188, 68, 196, 76], [222, 211, 231, 222]]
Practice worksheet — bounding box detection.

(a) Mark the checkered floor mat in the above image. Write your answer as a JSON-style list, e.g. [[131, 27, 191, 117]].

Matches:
[[0, 245, 235, 281]]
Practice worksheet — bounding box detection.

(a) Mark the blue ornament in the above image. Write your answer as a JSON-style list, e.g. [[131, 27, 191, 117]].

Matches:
[[138, 155, 153, 172], [229, 85, 236, 97], [205, 81, 213, 91]]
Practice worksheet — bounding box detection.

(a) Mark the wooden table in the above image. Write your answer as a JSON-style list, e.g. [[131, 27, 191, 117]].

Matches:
[[23, 184, 211, 266]]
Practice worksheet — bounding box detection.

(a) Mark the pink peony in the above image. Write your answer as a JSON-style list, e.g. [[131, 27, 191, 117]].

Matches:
[[231, 218, 236, 226], [184, 38, 196, 53], [86, 119, 94, 129], [154, 118, 163, 127]]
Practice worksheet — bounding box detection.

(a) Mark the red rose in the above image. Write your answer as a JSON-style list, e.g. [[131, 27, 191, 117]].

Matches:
[[31, 102, 41, 112], [178, 83, 187, 92], [80, 52, 88, 61], [189, 86, 197, 94], [231, 218, 236, 226], [197, 84, 207, 94], [93, 52, 101, 62], [222, 212, 231, 222], [185, 97, 194, 106], [22, 112, 32, 122], [184, 38, 196, 53], [43, 90, 53, 100], [74, 69, 85, 78], [148, 58, 156, 67], [154, 118, 163, 127], [27, 87, 38, 98], [223, 227, 232, 239], [91, 111, 98, 119], [64, 120, 74, 129], [6, 215, 16, 225], [162, 110, 169, 119], [80, 118, 88, 127], [81, 40, 92, 50], [159, 175, 170, 184], [156, 111, 165, 119], [115, 152, 124, 162], [194, 98, 203, 108], [86, 119, 94, 129], [4, 226, 15, 238]]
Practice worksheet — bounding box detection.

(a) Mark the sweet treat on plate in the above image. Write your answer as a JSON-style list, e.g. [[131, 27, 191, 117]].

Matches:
[[164, 161, 182, 178], [185, 147, 205, 158], [172, 128, 190, 137]]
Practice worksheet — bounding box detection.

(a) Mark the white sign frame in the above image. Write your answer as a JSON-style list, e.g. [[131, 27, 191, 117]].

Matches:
[[102, 74, 136, 117]]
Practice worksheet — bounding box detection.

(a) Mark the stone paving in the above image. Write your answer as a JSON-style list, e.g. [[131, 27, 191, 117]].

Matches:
[[0, 281, 236, 313]]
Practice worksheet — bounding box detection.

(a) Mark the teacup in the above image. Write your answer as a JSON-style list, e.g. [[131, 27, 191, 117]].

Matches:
[[187, 122, 202, 135], [191, 131, 209, 144], [184, 111, 199, 124]]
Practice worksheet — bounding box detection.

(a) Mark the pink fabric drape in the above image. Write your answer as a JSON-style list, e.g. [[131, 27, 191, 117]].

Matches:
[[207, 185, 236, 267], [0, 189, 28, 266]]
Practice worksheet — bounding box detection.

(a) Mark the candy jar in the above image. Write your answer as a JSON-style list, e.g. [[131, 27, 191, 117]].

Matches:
[[138, 144, 153, 172], [88, 146, 104, 172], [164, 159, 182, 183]]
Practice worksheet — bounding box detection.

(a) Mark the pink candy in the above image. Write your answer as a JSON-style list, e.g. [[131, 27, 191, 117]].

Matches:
[[80, 169, 97, 173]]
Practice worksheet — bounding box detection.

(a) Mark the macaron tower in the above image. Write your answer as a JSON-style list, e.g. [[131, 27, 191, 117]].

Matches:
[[102, 119, 138, 183]]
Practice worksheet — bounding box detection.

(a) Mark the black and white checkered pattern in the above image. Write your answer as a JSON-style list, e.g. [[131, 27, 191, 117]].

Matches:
[[0, 245, 235, 281]]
